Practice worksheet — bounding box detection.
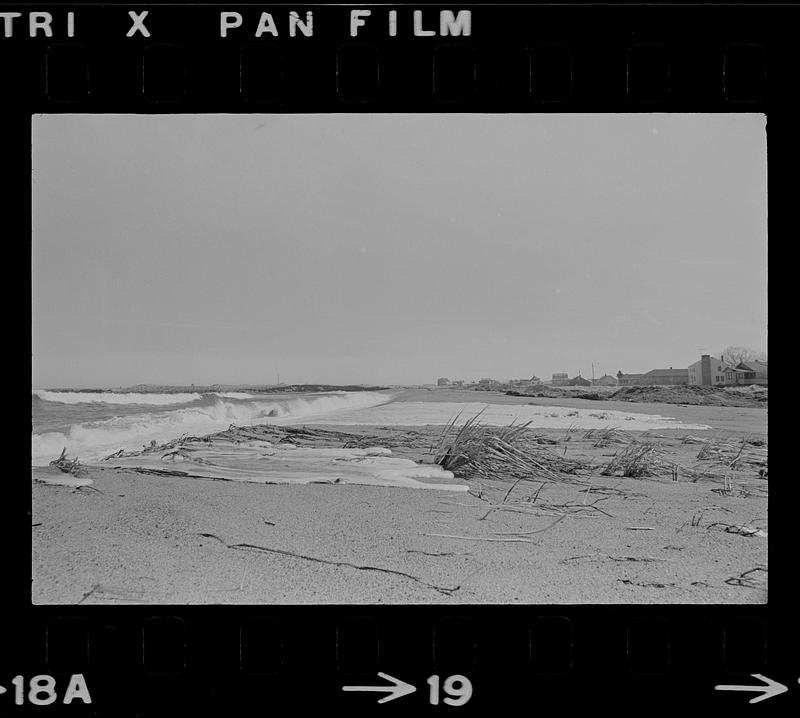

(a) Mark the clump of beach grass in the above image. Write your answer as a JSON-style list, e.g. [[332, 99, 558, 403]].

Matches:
[[434, 411, 583, 483], [582, 427, 630, 447], [696, 433, 767, 470], [601, 441, 663, 478]]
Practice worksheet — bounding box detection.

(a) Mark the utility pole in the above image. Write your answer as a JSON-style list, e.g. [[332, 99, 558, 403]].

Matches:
[[591, 363, 595, 383]]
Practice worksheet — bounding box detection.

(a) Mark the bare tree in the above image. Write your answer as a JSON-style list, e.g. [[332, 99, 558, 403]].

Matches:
[[719, 346, 767, 366]]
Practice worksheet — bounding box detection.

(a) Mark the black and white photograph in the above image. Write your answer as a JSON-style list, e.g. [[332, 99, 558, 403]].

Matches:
[[31, 112, 767, 604]]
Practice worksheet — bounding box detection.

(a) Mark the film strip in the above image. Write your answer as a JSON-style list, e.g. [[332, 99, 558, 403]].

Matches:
[[6, 2, 792, 716]]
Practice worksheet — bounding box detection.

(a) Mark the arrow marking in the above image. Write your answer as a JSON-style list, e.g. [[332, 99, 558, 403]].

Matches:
[[715, 674, 788, 704], [342, 672, 417, 704]]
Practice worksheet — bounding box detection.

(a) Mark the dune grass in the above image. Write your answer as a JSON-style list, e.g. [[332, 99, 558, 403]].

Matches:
[[433, 411, 582, 482]]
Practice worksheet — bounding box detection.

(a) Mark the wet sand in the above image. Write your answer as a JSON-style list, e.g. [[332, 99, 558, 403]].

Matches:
[[32, 391, 767, 604]]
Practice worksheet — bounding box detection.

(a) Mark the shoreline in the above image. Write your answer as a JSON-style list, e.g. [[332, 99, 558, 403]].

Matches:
[[32, 401, 767, 604]]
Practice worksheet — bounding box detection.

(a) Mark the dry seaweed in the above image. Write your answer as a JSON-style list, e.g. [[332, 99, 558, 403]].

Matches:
[[49, 447, 87, 477]]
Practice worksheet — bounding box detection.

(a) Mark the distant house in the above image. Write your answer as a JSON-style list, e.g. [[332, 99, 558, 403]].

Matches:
[[737, 360, 768, 385], [436, 377, 451, 387], [452, 379, 465, 388], [568, 375, 592, 387], [723, 366, 754, 385], [508, 378, 532, 387], [551, 372, 570, 386], [688, 355, 731, 386], [642, 368, 689, 386], [718, 361, 767, 386], [594, 374, 618, 387], [617, 368, 688, 386], [617, 370, 645, 386]]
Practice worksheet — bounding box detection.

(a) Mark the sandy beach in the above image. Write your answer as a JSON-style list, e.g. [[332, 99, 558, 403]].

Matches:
[[32, 390, 767, 604]]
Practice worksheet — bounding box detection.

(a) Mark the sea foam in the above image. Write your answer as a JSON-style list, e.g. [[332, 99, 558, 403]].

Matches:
[[32, 392, 394, 464]]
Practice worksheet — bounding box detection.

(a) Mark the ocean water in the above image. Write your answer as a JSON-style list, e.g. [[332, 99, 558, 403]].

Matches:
[[32, 389, 710, 467], [31, 390, 395, 464]]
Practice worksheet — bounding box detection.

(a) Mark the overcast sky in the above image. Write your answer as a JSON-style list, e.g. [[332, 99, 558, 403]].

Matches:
[[32, 114, 766, 388]]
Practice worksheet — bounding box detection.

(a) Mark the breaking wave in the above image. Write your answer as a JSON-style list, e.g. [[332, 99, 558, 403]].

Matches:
[[32, 391, 394, 464], [33, 390, 203, 406]]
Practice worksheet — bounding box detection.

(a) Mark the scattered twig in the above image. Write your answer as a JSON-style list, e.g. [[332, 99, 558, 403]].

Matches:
[[423, 533, 535, 544], [618, 579, 676, 588], [197, 533, 461, 595], [502, 477, 524, 504], [238, 562, 249, 592], [561, 553, 668, 564], [706, 522, 766, 537], [725, 566, 767, 589], [490, 514, 566, 536]]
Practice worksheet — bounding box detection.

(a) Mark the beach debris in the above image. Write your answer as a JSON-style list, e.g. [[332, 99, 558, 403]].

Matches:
[[468, 473, 617, 524], [601, 441, 664, 478], [618, 579, 676, 589], [680, 435, 708, 445], [196, 532, 462, 596], [97, 429, 467, 491], [34, 473, 95, 488], [685, 504, 733, 528], [49, 447, 87, 477], [583, 427, 630, 447], [725, 566, 767, 589], [77, 583, 150, 604], [434, 413, 583, 484], [489, 514, 567, 536], [103, 433, 191, 461], [238, 562, 250, 592], [161, 449, 192, 462], [625, 526, 655, 531], [695, 434, 767, 475], [706, 522, 767, 538], [423, 533, 536, 544], [561, 553, 668, 564], [709, 474, 752, 498]]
